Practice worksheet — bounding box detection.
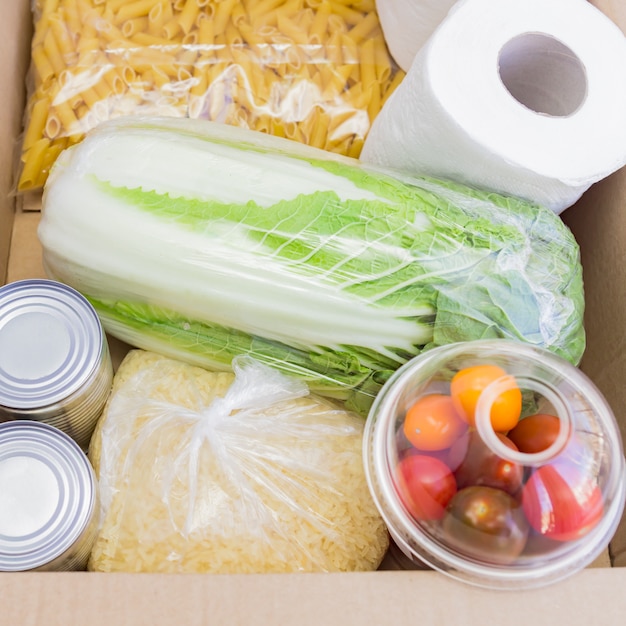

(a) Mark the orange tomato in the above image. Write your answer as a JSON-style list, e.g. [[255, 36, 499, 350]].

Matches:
[[450, 365, 522, 432], [403, 394, 467, 451]]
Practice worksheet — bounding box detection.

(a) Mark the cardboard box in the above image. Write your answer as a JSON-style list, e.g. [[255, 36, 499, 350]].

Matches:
[[2, 0, 626, 622]]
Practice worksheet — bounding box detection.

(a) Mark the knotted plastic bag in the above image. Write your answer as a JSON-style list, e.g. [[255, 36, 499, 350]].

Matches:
[[88, 349, 389, 572]]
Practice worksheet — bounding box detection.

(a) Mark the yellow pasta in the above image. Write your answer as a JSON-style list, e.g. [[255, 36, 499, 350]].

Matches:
[[115, 0, 156, 23], [277, 13, 309, 45], [62, 0, 82, 36], [122, 17, 150, 38], [132, 31, 175, 48], [178, 0, 200, 33], [19, 0, 402, 193], [366, 82, 381, 123], [163, 17, 183, 39], [373, 35, 392, 84], [358, 37, 376, 89], [22, 95, 51, 150], [381, 68, 405, 106], [18, 138, 52, 191], [147, 0, 169, 34], [42, 31, 67, 76], [345, 10, 379, 43], [230, 2, 247, 27], [31, 45, 56, 86], [103, 67, 127, 95], [308, 108, 331, 149], [328, 3, 363, 26], [213, 0, 239, 34], [50, 15, 76, 61], [79, 85, 104, 110]]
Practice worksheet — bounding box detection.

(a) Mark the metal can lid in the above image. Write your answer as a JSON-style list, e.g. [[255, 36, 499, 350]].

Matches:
[[0, 279, 104, 409], [0, 421, 97, 571]]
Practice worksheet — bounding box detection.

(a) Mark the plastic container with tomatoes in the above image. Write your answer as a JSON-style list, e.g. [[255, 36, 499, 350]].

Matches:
[[363, 339, 626, 589]]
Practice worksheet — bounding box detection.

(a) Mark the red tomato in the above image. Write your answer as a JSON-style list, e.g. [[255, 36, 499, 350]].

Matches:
[[450, 365, 522, 432], [403, 394, 467, 451], [508, 414, 561, 454], [442, 486, 529, 565], [522, 461, 604, 542], [395, 454, 457, 521], [451, 430, 524, 497]]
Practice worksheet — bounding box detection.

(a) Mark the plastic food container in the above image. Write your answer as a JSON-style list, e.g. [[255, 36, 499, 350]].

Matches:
[[363, 340, 626, 589], [0, 421, 99, 571], [0, 279, 113, 450]]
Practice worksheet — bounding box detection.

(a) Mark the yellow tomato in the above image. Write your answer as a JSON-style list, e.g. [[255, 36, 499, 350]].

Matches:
[[450, 365, 522, 432]]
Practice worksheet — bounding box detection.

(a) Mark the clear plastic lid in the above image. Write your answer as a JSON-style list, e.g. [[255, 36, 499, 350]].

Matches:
[[363, 340, 626, 589]]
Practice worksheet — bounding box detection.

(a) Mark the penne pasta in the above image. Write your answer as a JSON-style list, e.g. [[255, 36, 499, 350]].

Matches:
[[42, 30, 67, 76], [19, 0, 402, 193], [212, 0, 239, 34], [22, 95, 52, 150], [31, 45, 56, 86], [178, 0, 200, 34], [345, 10, 379, 44], [115, 0, 157, 23], [18, 138, 52, 191], [122, 17, 150, 38], [358, 37, 376, 89]]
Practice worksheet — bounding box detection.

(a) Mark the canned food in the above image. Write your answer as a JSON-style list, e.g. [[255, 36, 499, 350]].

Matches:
[[0, 421, 99, 571], [0, 279, 112, 450]]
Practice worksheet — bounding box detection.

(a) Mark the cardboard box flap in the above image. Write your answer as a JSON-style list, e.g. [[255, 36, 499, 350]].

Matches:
[[2, 568, 626, 626]]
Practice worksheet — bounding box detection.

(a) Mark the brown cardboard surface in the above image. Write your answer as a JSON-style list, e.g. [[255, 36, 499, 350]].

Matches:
[[0, 0, 30, 282], [2, 0, 626, 622], [565, 167, 626, 568], [1, 568, 626, 626]]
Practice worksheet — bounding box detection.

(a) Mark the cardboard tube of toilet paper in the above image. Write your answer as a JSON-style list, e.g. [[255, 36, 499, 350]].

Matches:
[[375, 0, 458, 72], [361, 0, 626, 214]]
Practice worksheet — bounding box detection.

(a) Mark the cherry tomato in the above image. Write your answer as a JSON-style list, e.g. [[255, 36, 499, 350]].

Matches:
[[522, 461, 604, 542], [395, 454, 457, 521], [451, 430, 523, 496], [450, 365, 522, 432], [403, 394, 467, 452], [442, 486, 529, 565], [508, 414, 561, 454], [395, 425, 450, 465]]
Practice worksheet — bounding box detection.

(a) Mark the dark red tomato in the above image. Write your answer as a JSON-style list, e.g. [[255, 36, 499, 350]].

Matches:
[[508, 414, 561, 454], [450, 430, 523, 497], [442, 486, 529, 565], [395, 454, 457, 521], [522, 461, 604, 542]]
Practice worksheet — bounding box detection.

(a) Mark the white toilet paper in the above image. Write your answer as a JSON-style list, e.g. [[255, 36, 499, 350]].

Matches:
[[375, 0, 458, 71], [361, 0, 626, 214]]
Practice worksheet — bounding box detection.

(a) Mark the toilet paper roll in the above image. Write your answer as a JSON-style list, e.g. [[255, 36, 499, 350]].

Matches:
[[375, 0, 458, 71], [361, 0, 626, 214]]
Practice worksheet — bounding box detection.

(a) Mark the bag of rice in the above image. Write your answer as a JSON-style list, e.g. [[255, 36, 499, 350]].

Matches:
[[88, 349, 389, 573]]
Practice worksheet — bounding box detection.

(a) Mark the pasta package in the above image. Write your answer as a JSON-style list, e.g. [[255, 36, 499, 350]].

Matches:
[[88, 350, 389, 573], [18, 0, 405, 192]]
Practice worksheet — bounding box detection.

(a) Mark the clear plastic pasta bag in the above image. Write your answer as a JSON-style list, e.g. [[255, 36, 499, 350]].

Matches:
[[17, 0, 404, 192], [87, 349, 390, 573]]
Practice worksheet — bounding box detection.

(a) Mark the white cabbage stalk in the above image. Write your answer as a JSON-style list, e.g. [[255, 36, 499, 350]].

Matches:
[[38, 117, 584, 414]]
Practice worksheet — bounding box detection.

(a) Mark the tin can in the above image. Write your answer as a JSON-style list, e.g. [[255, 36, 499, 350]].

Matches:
[[0, 279, 113, 450], [0, 421, 99, 571]]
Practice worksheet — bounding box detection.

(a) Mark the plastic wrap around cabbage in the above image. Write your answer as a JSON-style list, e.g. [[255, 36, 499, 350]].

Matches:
[[38, 116, 585, 415], [87, 350, 389, 573]]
